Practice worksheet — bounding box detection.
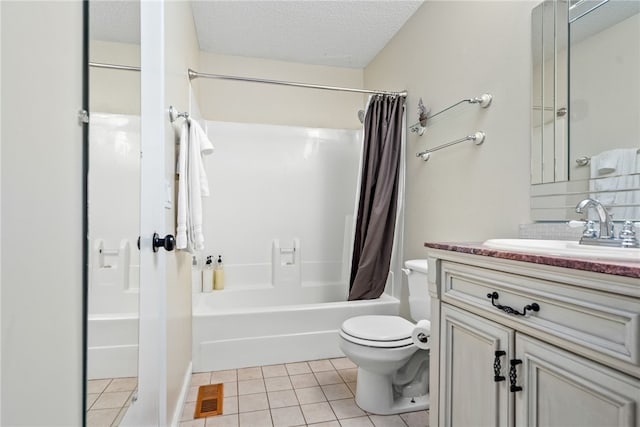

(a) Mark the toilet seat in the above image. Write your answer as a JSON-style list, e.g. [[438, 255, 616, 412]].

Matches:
[[340, 315, 415, 348]]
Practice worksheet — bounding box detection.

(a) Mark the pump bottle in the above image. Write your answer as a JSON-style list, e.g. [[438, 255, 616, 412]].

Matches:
[[202, 256, 213, 293], [213, 255, 225, 290]]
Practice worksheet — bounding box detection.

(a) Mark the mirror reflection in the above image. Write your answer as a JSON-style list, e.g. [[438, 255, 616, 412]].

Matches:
[[86, 1, 141, 424], [569, 0, 640, 220], [531, 0, 568, 185], [530, 0, 640, 221]]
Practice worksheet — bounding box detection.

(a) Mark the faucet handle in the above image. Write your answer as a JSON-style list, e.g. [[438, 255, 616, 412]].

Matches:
[[619, 221, 639, 248], [571, 219, 597, 238]]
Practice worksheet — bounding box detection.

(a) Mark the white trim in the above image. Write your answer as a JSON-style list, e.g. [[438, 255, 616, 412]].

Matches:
[[120, 1, 167, 425], [170, 362, 193, 427]]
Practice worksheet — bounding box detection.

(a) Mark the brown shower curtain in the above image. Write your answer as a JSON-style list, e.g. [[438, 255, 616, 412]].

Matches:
[[348, 94, 406, 301]]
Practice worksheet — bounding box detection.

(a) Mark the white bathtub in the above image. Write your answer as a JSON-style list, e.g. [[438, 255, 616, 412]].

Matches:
[[192, 285, 400, 372], [87, 313, 139, 380]]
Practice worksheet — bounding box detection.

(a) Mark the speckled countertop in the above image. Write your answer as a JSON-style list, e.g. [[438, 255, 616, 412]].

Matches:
[[425, 242, 640, 279]]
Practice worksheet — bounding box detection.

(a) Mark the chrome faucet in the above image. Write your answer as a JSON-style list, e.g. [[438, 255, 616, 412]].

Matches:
[[574, 198, 639, 248], [575, 198, 615, 239]]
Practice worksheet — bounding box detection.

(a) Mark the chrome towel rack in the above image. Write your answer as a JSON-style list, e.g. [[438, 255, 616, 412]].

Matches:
[[409, 93, 492, 135], [576, 148, 640, 167], [416, 131, 485, 162], [576, 156, 591, 167], [169, 106, 189, 123]]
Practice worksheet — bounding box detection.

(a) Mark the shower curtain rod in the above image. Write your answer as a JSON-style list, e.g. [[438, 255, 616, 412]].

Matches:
[[89, 62, 141, 72], [188, 68, 407, 97]]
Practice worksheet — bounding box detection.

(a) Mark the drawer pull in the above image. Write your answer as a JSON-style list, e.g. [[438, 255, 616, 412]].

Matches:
[[509, 359, 523, 392], [493, 350, 506, 382], [486, 291, 540, 316]]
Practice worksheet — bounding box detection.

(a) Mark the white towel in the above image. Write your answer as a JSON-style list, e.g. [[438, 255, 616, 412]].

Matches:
[[589, 148, 640, 220], [176, 117, 214, 252], [176, 121, 189, 249], [591, 148, 621, 175]]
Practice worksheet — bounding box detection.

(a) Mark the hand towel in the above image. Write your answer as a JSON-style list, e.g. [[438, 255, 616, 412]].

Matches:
[[176, 121, 190, 249], [176, 117, 215, 252], [187, 118, 214, 251]]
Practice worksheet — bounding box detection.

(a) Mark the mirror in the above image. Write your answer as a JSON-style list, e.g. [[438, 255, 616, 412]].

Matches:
[[86, 1, 141, 425], [530, 0, 640, 221]]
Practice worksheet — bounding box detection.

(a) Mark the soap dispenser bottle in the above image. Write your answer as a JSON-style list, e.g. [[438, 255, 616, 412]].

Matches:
[[202, 256, 213, 293], [213, 255, 225, 290]]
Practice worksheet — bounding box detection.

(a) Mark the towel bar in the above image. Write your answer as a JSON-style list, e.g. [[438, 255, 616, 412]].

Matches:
[[416, 131, 485, 162]]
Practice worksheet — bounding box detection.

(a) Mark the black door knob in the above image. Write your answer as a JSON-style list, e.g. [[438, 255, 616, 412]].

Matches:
[[152, 233, 176, 252]]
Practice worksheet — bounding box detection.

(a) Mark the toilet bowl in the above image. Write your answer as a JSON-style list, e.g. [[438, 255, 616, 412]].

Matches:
[[339, 259, 430, 415]]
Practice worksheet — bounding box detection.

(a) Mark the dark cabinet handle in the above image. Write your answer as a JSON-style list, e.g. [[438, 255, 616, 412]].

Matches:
[[493, 350, 506, 382], [486, 292, 540, 316], [509, 359, 522, 392], [152, 233, 175, 252]]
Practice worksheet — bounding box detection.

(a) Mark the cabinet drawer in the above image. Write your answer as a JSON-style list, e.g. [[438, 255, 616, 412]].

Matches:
[[440, 261, 640, 367]]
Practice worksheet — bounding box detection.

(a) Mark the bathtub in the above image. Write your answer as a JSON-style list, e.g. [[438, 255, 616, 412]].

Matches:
[[192, 285, 400, 372], [87, 313, 139, 380]]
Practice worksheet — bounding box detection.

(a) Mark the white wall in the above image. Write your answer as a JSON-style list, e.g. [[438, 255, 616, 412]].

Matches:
[[201, 121, 361, 288], [1, 1, 83, 425], [197, 52, 366, 129], [365, 1, 535, 261], [88, 113, 140, 315]]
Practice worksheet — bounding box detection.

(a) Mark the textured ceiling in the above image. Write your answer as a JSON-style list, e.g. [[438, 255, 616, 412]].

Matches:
[[90, 0, 423, 69], [191, 1, 423, 68], [89, 0, 141, 45]]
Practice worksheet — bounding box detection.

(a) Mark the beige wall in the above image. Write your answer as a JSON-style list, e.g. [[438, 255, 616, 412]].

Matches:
[[1, 1, 83, 425], [89, 40, 140, 115], [197, 52, 366, 129], [365, 1, 535, 260], [164, 1, 199, 422], [89, 45, 366, 131]]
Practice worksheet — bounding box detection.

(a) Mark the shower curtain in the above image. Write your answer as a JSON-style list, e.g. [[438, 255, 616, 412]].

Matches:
[[348, 94, 406, 301]]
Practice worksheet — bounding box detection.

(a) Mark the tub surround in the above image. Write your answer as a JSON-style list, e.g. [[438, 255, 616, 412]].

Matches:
[[425, 242, 640, 278]]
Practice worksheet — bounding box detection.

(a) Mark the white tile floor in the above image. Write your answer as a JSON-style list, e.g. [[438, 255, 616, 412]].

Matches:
[[86, 377, 137, 427], [180, 358, 429, 427]]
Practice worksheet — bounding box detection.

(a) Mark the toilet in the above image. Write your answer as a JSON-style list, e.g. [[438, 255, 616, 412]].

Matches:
[[339, 259, 430, 415]]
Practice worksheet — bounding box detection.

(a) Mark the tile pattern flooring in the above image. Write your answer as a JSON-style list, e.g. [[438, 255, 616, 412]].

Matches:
[[180, 358, 429, 427], [86, 377, 137, 426]]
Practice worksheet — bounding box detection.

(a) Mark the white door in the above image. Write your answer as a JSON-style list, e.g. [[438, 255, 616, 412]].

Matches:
[[440, 305, 515, 427], [120, 2, 168, 425], [515, 333, 640, 427]]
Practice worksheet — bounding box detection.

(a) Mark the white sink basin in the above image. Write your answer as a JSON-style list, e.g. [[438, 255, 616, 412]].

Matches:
[[483, 239, 640, 262]]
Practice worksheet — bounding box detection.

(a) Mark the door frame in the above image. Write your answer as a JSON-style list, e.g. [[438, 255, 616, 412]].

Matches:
[[118, 1, 168, 425]]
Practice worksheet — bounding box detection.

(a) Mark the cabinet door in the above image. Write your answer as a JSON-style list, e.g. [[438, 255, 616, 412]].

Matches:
[[515, 333, 640, 427], [440, 305, 515, 427]]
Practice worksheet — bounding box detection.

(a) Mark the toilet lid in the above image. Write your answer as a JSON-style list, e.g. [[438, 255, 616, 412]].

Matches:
[[341, 315, 414, 342]]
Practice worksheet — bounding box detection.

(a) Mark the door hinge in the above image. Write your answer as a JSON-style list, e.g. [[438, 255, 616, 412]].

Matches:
[[78, 109, 89, 125]]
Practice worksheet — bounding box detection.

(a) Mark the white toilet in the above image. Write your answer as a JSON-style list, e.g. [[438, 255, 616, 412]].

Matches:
[[339, 259, 430, 415]]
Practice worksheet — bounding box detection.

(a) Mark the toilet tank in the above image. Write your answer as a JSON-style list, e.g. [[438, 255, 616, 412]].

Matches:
[[404, 259, 431, 321]]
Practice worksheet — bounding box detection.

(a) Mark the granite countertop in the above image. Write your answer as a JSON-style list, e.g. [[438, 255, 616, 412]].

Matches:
[[425, 242, 640, 279]]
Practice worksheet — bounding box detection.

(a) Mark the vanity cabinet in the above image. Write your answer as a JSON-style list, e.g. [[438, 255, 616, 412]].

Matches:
[[426, 248, 640, 427]]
